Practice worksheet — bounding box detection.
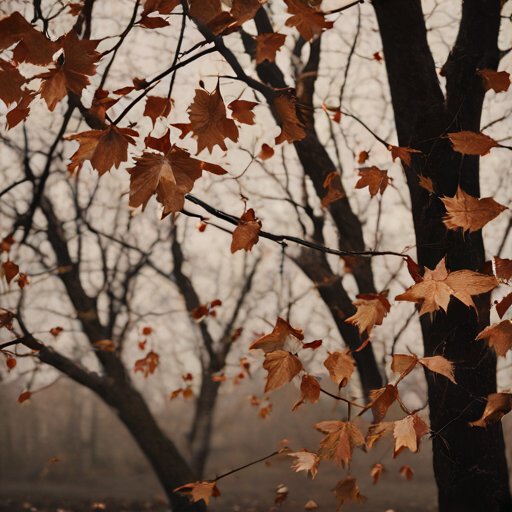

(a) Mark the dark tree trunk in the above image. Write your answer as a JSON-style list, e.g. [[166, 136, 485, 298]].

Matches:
[[373, 0, 511, 509]]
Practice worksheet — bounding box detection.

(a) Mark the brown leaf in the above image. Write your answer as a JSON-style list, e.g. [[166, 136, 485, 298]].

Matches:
[[174, 481, 221, 506], [393, 414, 430, 457], [469, 393, 512, 428], [92, 339, 116, 352], [284, 0, 334, 41], [355, 166, 391, 197], [66, 125, 138, 176], [405, 255, 423, 284], [6, 357, 16, 370], [496, 292, 512, 319], [303, 339, 322, 350], [2, 260, 19, 284], [448, 131, 500, 156], [231, 209, 262, 253], [365, 421, 395, 449], [228, 99, 258, 125], [395, 257, 498, 316], [0, 12, 60, 65], [288, 449, 321, 479], [191, 300, 222, 320], [17, 273, 29, 289], [333, 477, 366, 512], [369, 384, 398, 423], [274, 92, 306, 145], [313, 421, 365, 468], [144, 96, 173, 126], [358, 150, 369, 164], [323, 349, 354, 389], [391, 354, 419, 380], [142, 0, 180, 16], [345, 292, 390, 335], [494, 257, 512, 283], [87, 89, 119, 125], [419, 355, 456, 383], [230, 0, 265, 25], [321, 171, 344, 208], [441, 186, 507, 233], [6, 90, 36, 130], [18, 390, 31, 403], [259, 403, 272, 418], [170, 388, 183, 400], [258, 143, 275, 160], [263, 350, 303, 392], [292, 374, 321, 410], [388, 145, 422, 167], [0, 61, 26, 106], [188, 82, 239, 154], [478, 69, 511, 93], [400, 465, 414, 480], [0, 235, 14, 253], [304, 500, 318, 510], [419, 175, 434, 193], [370, 463, 384, 484], [250, 317, 304, 352], [476, 320, 512, 357], [134, 351, 159, 378], [50, 327, 64, 337], [255, 33, 286, 63], [137, 14, 170, 29], [183, 387, 194, 399]]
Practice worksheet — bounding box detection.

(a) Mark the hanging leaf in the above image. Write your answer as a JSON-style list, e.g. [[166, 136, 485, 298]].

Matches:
[[476, 320, 512, 357], [258, 143, 275, 160], [228, 99, 258, 125], [174, 481, 221, 506], [255, 33, 286, 64], [143, 96, 173, 126], [388, 145, 422, 167], [288, 449, 321, 479], [0, 61, 26, 106], [371, 463, 384, 484], [292, 374, 321, 410], [274, 91, 306, 144], [393, 414, 430, 457], [355, 166, 392, 198], [231, 209, 262, 253], [478, 69, 511, 93], [321, 171, 344, 208], [448, 131, 500, 156], [345, 292, 390, 335], [399, 465, 414, 479], [134, 351, 160, 378], [369, 384, 398, 423], [250, 317, 304, 352], [284, 0, 334, 41], [2, 260, 19, 284], [263, 350, 303, 392], [323, 349, 354, 389], [469, 393, 512, 428], [18, 390, 31, 403]]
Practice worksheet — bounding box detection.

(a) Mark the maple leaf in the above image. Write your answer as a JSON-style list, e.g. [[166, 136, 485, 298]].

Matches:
[[448, 131, 500, 156], [321, 171, 344, 208], [332, 477, 366, 511], [476, 320, 512, 357], [400, 465, 414, 479], [288, 449, 321, 479], [38, 31, 102, 111], [87, 89, 119, 125], [230, 0, 265, 25], [345, 292, 390, 336], [231, 209, 262, 253], [395, 257, 498, 316], [355, 166, 391, 197], [284, 0, 334, 41], [292, 374, 321, 410], [250, 316, 303, 352], [371, 463, 384, 484], [18, 390, 31, 403], [0, 61, 26, 106], [2, 260, 19, 284], [314, 421, 365, 468], [274, 92, 306, 144], [174, 481, 221, 506], [258, 143, 274, 160], [369, 384, 398, 423], [469, 393, 512, 428], [255, 33, 286, 64], [187, 82, 239, 154], [323, 349, 354, 389], [6, 90, 36, 130], [441, 186, 507, 233], [0, 12, 60, 65], [388, 145, 422, 167], [66, 125, 138, 175], [227, 99, 258, 125], [366, 421, 395, 449], [262, 350, 303, 392], [393, 414, 430, 457], [478, 69, 511, 93], [144, 96, 173, 126], [134, 351, 159, 378]]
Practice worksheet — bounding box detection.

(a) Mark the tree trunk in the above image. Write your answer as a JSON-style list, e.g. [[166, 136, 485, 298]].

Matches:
[[373, 0, 511, 509]]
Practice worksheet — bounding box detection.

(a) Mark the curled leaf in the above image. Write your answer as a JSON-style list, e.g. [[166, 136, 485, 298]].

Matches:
[[263, 350, 303, 392]]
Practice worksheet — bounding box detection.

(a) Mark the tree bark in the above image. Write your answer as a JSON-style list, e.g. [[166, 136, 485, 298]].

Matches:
[[373, 1, 511, 509]]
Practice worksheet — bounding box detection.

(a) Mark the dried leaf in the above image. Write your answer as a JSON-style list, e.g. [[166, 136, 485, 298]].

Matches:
[[174, 481, 220, 506], [250, 317, 304, 352], [395, 257, 498, 316], [323, 349, 354, 389], [66, 125, 138, 176], [369, 384, 398, 423], [92, 339, 116, 352], [137, 14, 170, 28], [18, 390, 31, 403], [292, 374, 321, 410], [419, 175, 434, 193], [303, 339, 322, 350], [6, 357, 16, 370], [448, 131, 500, 156], [333, 477, 366, 511], [400, 465, 414, 479], [355, 166, 391, 197], [388, 145, 422, 167], [263, 350, 303, 392], [274, 92, 306, 145], [478, 69, 511, 93], [2, 260, 19, 284], [321, 171, 344, 208], [188, 82, 239, 154], [144, 96, 172, 126], [259, 403, 272, 418], [476, 320, 512, 357], [419, 355, 456, 383], [496, 292, 512, 319], [142, 0, 180, 16], [284, 0, 334, 41], [134, 351, 159, 377], [371, 463, 384, 484], [494, 257, 512, 283], [405, 255, 423, 284], [441, 186, 507, 233], [258, 143, 274, 160], [393, 414, 430, 457], [373, 52, 382, 62], [366, 421, 395, 449], [228, 99, 258, 125], [17, 273, 29, 288], [304, 500, 318, 510], [255, 32, 286, 63], [0, 61, 26, 106], [50, 327, 64, 337], [469, 393, 512, 427], [288, 449, 321, 479], [346, 292, 390, 335], [391, 354, 419, 379], [170, 388, 183, 400], [6, 90, 36, 130], [230, 0, 265, 25], [231, 209, 262, 253], [314, 421, 365, 468], [358, 150, 369, 164]]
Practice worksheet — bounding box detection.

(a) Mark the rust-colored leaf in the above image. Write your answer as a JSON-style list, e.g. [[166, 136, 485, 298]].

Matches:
[[137, 14, 170, 29], [441, 186, 507, 233], [358, 150, 369, 164], [393, 414, 430, 458], [6, 357, 16, 370], [366, 421, 394, 449], [6, 90, 36, 130], [284, 0, 334, 41], [250, 317, 304, 352], [18, 390, 31, 403], [170, 388, 183, 400], [476, 320, 512, 357], [50, 327, 64, 337], [231, 208, 262, 253], [303, 339, 322, 350], [405, 255, 422, 284], [321, 171, 344, 208], [258, 143, 275, 160], [448, 131, 500, 156], [388, 145, 422, 167], [314, 421, 365, 468], [469, 393, 512, 428], [333, 477, 366, 511], [134, 351, 160, 378], [188, 82, 239, 154], [400, 465, 414, 479], [369, 384, 398, 423], [142, 0, 180, 16], [174, 481, 221, 506], [292, 374, 321, 410], [478, 69, 511, 93], [345, 292, 390, 336], [0, 61, 26, 106], [144, 96, 173, 126], [92, 339, 116, 352], [228, 99, 258, 125], [494, 257, 512, 283], [371, 463, 384, 484], [230, 0, 265, 25], [419, 355, 456, 383], [263, 350, 303, 392], [323, 349, 354, 389], [259, 403, 272, 418], [419, 175, 434, 193], [373, 52, 382, 62], [288, 449, 321, 479], [391, 354, 419, 380], [355, 166, 391, 198], [255, 32, 286, 64], [496, 292, 512, 319], [17, 273, 29, 288], [2, 260, 19, 284], [274, 91, 306, 145]]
